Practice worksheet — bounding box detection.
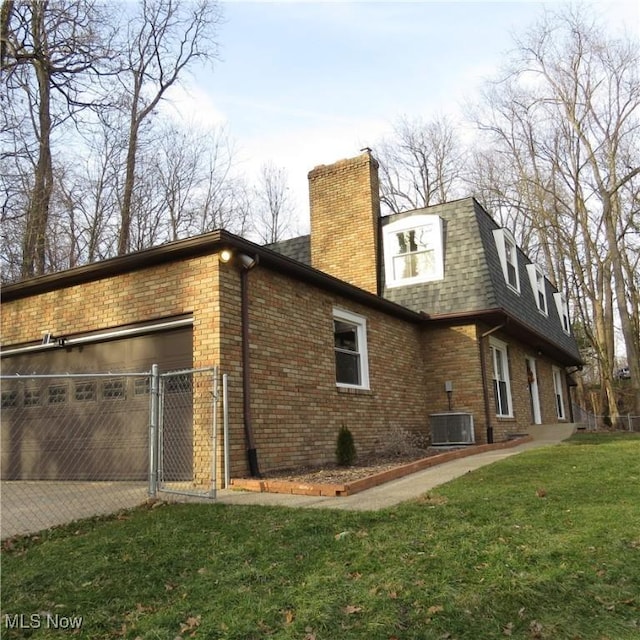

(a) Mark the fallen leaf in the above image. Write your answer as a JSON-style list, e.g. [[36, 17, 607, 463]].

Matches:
[[283, 609, 295, 625], [343, 604, 363, 615], [529, 620, 544, 638], [503, 621, 514, 636], [427, 605, 444, 615], [179, 616, 201, 634]]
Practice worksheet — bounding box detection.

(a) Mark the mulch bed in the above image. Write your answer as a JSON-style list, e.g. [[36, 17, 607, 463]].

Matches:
[[256, 449, 443, 485], [229, 437, 534, 497]]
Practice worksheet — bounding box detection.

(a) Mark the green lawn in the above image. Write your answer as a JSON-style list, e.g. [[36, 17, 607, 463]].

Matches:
[[2, 433, 639, 639]]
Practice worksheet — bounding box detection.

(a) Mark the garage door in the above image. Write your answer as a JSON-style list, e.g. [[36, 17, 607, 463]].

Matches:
[[1, 325, 193, 481]]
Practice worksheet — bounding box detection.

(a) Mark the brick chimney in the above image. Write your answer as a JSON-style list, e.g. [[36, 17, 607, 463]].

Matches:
[[308, 151, 381, 294]]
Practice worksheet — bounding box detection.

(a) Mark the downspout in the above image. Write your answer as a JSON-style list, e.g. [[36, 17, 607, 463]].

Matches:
[[240, 258, 261, 477], [478, 323, 506, 445]]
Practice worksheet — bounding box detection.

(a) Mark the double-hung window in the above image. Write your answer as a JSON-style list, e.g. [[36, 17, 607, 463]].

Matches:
[[394, 227, 434, 279], [333, 308, 369, 389], [490, 338, 512, 417], [493, 228, 520, 292], [552, 366, 566, 419], [554, 293, 571, 335], [527, 264, 548, 315], [383, 215, 444, 287]]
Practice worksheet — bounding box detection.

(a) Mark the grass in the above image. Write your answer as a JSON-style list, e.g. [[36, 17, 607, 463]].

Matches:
[[2, 432, 639, 640]]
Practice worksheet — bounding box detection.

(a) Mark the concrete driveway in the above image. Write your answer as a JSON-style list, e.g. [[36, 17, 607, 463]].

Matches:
[[1, 481, 149, 539]]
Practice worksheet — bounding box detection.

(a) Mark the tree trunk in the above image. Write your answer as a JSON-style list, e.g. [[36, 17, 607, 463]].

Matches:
[[21, 4, 52, 277], [603, 195, 640, 415], [118, 105, 140, 256]]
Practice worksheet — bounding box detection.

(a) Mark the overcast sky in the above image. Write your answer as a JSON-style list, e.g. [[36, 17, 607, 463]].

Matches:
[[163, 0, 640, 233]]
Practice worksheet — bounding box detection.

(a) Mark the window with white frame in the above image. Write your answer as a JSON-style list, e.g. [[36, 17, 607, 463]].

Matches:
[[493, 229, 520, 292], [383, 215, 444, 287], [333, 308, 370, 389], [527, 264, 548, 315], [490, 338, 513, 417], [554, 293, 571, 334], [552, 366, 566, 419]]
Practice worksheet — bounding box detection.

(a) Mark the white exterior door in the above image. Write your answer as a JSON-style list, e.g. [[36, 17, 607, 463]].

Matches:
[[526, 357, 542, 424]]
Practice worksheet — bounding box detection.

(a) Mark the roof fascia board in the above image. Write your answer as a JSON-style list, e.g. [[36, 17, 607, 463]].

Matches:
[[1, 230, 226, 300], [2, 230, 424, 325]]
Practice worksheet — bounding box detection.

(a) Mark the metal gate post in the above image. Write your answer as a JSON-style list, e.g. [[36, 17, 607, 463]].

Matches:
[[223, 373, 230, 488], [210, 367, 218, 499], [148, 364, 160, 497]]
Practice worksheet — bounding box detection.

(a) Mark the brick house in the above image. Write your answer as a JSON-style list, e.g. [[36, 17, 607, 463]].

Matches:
[[1, 152, 581, 483]]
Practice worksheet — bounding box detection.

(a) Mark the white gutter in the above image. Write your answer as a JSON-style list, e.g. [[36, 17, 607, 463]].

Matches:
[[1, 317, 193, 358]]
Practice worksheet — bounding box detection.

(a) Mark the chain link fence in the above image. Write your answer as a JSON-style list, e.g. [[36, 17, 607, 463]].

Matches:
[[1, 366, 220, 540], [573, 404, 640, 432], [155, 367, 219, 499]]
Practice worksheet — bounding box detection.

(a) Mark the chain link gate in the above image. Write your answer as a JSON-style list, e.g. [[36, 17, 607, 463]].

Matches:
[[1, 365, 222, 539], [151, 366, 220, 500]]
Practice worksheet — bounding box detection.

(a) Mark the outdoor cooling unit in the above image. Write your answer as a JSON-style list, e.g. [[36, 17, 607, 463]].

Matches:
[[430, 412, 475, 445]]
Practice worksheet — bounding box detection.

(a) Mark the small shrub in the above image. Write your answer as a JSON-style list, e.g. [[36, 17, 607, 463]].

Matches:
[[383, 426, 430, 457], [336, 425, 356, 466]]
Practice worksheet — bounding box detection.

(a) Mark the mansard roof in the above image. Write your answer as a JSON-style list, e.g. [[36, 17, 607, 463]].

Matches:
[[270, 197, 582, 366]]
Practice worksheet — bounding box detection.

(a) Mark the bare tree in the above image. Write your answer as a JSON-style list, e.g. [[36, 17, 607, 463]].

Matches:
[[114, 0, 222, 255], [251, 161, 295, 244], [148, 120, 247, 241], [473, 5, 640, 417], [376, 115, 467, 214], [1, 0, 111, 277]]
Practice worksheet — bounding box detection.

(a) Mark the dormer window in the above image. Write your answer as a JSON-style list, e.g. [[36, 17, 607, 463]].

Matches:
[[383, 215, 444, 288], [493, 228, 520, 292], [554, 293, 571, 335], [527, 264, 548, 315]]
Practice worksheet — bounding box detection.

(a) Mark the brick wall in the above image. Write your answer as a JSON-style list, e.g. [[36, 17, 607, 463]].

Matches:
[[1, 250, 572, 485], [1, 257, 219, 365], [226, 265, 428, 477], [477, 328, 570, 443], [309, 152, 381, 294], [419, 324, 571, 446], [2, 257, 223, 485]]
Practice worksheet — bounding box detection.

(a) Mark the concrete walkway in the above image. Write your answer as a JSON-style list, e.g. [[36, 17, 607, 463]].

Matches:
[[215, 423, 576, 511]]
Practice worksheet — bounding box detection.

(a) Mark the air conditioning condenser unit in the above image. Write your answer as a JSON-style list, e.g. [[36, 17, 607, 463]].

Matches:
[[430, 412, 475, 445]]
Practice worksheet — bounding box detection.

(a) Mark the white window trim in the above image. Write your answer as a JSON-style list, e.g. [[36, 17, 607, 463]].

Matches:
[[490, 337, 513, 418], [553, 293, 571, 335], [333, 308, 370, 390], [493, 228, 520, 293], [526, 263, 548, 315], [383, 214, 444, 288], [552, 366, 566, 419]]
